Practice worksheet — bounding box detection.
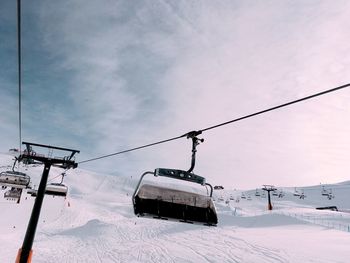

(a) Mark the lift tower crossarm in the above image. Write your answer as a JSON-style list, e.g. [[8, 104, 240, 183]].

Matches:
[[22, 141, 80, 156], [16, 142, 79, 263]]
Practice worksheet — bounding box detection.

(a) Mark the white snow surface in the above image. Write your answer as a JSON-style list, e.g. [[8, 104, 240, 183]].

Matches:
[[0, 153, 349, 263]]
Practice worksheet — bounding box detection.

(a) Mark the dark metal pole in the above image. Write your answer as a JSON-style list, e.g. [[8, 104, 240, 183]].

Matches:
[[187, 136, 203, 173], [187, 137, 197, 173], [17, 162, 51, 263], [17, 0, 22, 154], [267, 191, 272, 210]]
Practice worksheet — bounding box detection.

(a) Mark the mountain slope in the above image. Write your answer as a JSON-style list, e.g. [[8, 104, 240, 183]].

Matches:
[[0, 153, 349, 262]]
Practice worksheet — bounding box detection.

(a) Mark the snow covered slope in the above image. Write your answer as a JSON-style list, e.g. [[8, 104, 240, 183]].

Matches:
[[0, 153, 349, 262]]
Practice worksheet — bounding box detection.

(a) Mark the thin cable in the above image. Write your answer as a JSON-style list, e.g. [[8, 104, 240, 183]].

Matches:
[[79, 135, 185, 164], [78, 82, 350, 164], [201, 83, 350, 132], [47, 173, 62, 183], [17, 0, 22, 154]]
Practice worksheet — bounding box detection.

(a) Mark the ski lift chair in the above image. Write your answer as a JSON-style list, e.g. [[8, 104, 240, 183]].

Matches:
[[4, 187, 22, 199], [45, 172, 68, 197], [45, 183, 68, 197], [132, 131, 218, 226], [0, 170, 30, 187]]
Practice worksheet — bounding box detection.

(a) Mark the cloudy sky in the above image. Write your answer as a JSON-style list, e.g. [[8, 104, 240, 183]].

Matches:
[[1, 0, 350, 189]]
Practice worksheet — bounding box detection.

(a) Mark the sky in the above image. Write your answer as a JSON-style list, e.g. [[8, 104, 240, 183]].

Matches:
[[1, 0, 350, 189]]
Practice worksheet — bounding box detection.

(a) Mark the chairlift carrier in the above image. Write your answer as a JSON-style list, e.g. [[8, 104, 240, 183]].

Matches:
[[27, 174, 68, 197], [0, 170, 30, 188], [132, 131, 218, 226], [45, 183, 68, 197], [321, 186, 331, 196], [4, 187, 22, 199]]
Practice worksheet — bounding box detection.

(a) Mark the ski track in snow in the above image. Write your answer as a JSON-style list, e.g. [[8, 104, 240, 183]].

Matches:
[[35, 219, 291, 263]]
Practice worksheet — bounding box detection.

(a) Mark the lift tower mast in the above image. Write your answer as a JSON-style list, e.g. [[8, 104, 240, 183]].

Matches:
[[16, 142, 79, 263], [262, 185, 277, 211]]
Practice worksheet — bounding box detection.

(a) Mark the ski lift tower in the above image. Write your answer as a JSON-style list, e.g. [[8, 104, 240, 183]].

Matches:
[[16, 142, 79, 263], [262, 185, 277, 211]]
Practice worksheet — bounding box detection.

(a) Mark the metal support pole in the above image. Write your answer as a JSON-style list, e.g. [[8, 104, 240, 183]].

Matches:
[[262, 185, 275, 211], [16, 162, 51, 263], [267, 191, 272, 210]]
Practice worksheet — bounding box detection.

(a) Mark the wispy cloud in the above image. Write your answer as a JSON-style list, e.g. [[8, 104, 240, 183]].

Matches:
[[1, 0, 350, 188]]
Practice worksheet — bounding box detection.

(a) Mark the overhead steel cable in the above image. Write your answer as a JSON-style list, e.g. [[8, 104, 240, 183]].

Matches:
[[79, 135, 186, 164], [17, 0, 22, 154], [200, 82, 350, 133], [78, 82, 350, 165]]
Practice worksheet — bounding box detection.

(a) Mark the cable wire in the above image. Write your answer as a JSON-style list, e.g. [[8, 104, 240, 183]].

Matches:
[[79, 135, 186, 164], [17, 0, 22, 154], [78, 82, 350, 165], [201, 82, 350, 133], [48, 172, 66, 183]]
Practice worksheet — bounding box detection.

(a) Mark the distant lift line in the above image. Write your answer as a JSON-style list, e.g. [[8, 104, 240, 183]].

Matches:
[[79, 82, 350, 164]]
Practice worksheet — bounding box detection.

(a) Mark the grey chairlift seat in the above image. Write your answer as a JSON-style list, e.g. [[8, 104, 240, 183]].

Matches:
[[45, 183, 68, 197], [4, 187, 22, 199]]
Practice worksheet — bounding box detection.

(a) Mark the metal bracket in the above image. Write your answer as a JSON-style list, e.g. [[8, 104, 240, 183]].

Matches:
[[155, 168, 206, 185], [19, 142, 80, 169], [185, 131, 204, 173]]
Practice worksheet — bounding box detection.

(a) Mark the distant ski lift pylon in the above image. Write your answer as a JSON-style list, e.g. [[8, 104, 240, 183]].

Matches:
[[262, 185, 277, 210], [132, 131, 218, 226]]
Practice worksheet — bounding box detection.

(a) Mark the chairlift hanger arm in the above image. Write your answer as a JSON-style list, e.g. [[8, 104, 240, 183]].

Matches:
[[185, 131, 204, 173], [12, 157, 18, 172]]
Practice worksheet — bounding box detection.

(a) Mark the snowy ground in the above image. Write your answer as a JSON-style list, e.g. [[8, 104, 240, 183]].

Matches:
[[0, 153, 349, 262]]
